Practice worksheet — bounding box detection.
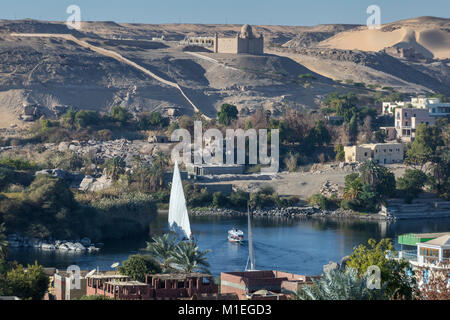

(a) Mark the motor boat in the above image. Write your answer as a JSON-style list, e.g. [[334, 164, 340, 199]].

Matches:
[[228, 228, 244, 243]]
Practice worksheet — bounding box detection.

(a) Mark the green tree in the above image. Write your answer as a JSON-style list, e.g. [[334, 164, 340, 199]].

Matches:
[[74, 110, 100, 128], [61, 108, 77, 129], [118, 254, 161, 282], [334, 144, 345, 162], [217, 104, 238, 126], [145, 234, 178, 272], [344, 173, 363, 200], [110, 106, 130, 125], [104, 157, 126, 181], [307, 120, 331, 147], [374, 130, 387, 143], [405, 124, 443, 168], [296, 269, 386, 300], [3, 262, 49, 300], [396, 169, 428, 202], [346, 239, 416, 300], [212, 192, 227, 208], [170, 241, 211, 274], [0, 223, 8, 260]]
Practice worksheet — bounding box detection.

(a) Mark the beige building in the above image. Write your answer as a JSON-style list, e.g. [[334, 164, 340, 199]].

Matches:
[[214, 24, 264, 54], [344, 142, 404, 164]]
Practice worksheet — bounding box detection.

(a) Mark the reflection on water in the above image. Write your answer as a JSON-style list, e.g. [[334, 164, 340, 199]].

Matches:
[[7, 214, 450, 276]]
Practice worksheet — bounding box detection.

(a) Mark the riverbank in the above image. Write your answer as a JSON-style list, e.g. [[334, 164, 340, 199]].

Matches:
[[190, 206, 388, 220]]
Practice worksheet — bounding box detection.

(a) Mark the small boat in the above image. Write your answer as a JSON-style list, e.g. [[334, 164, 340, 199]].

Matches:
[[228, 228, 244, 243]]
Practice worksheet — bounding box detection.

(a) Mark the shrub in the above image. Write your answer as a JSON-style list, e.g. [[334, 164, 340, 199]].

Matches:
[[0, 157, 37, 170], [217, 104, 238, 126], [212, 192, 227, 208], [396, 169, 428, 203], [3, 262, 49, 300], [95, 129, 113, 141], [118, 254, 161, 282], [229, 190, 249, 208], [309, 194, 330, 210]]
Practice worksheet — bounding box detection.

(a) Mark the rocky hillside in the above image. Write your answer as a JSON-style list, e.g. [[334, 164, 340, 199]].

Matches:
[[0, 18, 448, 128]]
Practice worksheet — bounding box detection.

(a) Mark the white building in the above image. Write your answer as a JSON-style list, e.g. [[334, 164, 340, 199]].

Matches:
[[417, 235, 450, 265], [382, 97, 450, 116], [382, 101, 407, 115]]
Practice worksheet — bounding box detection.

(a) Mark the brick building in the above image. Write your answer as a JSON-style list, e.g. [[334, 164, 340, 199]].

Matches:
[[85, 273, 217, 300], [220, 270, 316, 300]]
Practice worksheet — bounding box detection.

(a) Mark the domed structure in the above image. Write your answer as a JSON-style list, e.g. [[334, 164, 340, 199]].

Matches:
[[213, 24, 264, 55], [240, 24, 254, 39]]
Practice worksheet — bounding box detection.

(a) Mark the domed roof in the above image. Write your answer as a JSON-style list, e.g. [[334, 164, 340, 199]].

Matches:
[[240, 24, 254, 38]]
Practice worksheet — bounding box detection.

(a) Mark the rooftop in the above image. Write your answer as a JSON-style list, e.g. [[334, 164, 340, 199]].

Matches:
[[86, 274, 129, 280], [148, 273, 212, 280], [421, 235, 450, 247], [398, 232, 450, 246], [105, 280, 147, 286]]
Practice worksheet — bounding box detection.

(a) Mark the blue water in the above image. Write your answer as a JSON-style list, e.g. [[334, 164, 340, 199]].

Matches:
[[7, 214, 450, 276]]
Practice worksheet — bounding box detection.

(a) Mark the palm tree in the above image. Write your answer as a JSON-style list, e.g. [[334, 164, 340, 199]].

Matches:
[[296, 269, 386, 300], [360, 160, 382, 186], [170, 241, 211, 274], [104, 157, 125, 181], [145, 234, 177, 272], [344, 177, 363, 200], [0, 223, 9, 260]]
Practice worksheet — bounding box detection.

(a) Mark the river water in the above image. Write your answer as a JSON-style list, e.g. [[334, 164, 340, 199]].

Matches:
[[7, 214, 450, 276]]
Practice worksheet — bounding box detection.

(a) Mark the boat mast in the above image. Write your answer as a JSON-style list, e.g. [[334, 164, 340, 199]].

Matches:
[[246, 203, 255, 271]]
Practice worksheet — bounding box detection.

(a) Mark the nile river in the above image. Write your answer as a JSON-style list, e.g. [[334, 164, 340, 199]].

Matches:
[[8, 214, 450, 276]]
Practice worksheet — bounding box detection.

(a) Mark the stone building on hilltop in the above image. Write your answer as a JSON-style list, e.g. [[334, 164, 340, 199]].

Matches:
[[214, 24, 264, 54], [184, 24, 264, 55]]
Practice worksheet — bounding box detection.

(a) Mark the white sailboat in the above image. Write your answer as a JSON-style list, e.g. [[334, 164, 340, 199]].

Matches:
[[168, 161, 192, 240]]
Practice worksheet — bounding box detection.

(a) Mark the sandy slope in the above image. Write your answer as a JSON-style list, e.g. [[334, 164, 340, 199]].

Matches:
[[318, 17, 450, 59]]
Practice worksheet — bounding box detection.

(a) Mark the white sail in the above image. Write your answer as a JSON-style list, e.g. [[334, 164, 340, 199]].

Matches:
[[168, 161, 192, 239]]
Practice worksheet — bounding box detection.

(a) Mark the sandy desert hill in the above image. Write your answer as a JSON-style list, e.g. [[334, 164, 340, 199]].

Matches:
[[318, 16, 450, 60], [0, 17, 448, 128]]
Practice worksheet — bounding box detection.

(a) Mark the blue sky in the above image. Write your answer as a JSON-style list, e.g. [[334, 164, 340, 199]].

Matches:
[[0, 0, 448, 26]]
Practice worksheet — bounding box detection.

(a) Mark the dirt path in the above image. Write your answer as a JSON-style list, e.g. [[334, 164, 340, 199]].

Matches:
[[11, 33, 211, 119]]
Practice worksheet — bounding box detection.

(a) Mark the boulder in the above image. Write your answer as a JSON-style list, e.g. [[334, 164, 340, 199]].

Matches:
[[58, 142, 70, 152]]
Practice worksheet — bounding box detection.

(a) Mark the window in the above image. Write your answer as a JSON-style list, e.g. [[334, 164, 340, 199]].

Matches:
[[444, 250, 450, 259], [405, 121, 408, 126], [420, 247, 439, 257]]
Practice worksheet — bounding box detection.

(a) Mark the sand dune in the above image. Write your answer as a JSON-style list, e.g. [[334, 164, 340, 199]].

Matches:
[[318, 17, 450, 59]]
